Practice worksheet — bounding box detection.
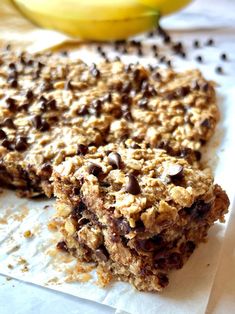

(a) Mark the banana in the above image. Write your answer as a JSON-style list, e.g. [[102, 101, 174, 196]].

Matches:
[[12, 0, 159, 41], [137, 0, 191, 15]]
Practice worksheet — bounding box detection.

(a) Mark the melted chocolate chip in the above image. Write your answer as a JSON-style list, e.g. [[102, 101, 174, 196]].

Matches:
[[157, 273, 169, 288], [206, 38, 214, 46], [196, 55, 203, 63], [201, 118, 211, 128], [56, 241, 68, 252], [184, 200, 211, 219], [71, 201, 87, 220], [77, 144, 88, 156], [0, 129, 6, 140], [108, 152, 122, 169], [220, 53, 227, 61], [15, 136, 28, 152], [193, 40, 200, 48], [88, 163, 102, 177], [215, 66, 223, 74], [125, 174, 141, 195]]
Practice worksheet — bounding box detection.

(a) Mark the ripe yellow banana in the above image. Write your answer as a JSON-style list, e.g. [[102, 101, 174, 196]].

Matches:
[[12, 0, 159, 41], [137, 0, 191, 15]]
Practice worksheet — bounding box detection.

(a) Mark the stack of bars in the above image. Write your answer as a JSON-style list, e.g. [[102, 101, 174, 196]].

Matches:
[[0, 47, 229, 291]]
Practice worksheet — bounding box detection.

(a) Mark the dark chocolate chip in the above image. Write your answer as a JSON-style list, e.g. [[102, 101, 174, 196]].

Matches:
[[108, 152, 122, 169], [220, 53, 227, 61], [215, 66, 223, 74], [71, 201, 87, 220], [196, 55, 203, 63], [46, 99, 57, 110], [193, 40, 200, 48], [102, 93, 112, 103], [40, 163, 52, 178], [2, 118, 15, 129], [15, 136, 28, 152], [201, 118, 211, 128], [5, 97, 17, 112], [64, 79, 73, 90], [25, 90, 34, 100], [125, 174, 141, 195], [56, 241, 68, 252], [0, 129, 7, 140], [168, 252, 183, 269], [88, 163, 102, 177], [77, 105, 89, 116], [167, 164, 183, 178], [176, 86, 190, 97], [77, 144, 88, 156], [1, 139, 12, 150], [137, 98, 148, 108], [184, 200, 211, 219], [8, 78, 18, 88], [201, 82, 209, 92], [206, 38, 214, 46], [73, 187, 80, 195], [157, 273, 169, 288]]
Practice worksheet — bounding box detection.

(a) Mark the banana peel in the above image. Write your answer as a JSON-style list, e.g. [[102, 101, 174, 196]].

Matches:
[[12, 0, 159, 41], [137, 0, 191, 15]]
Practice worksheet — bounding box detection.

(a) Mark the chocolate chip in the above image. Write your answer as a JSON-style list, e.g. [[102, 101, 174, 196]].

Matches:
[[77, 144, 88, 156], [90, 64, 100, 78], [172, 42, 183, 54], [40, 121, 50, 132], [46, 99, 57, 110], [88, 163, 102, 177], [71, 201, 87, 220], [193, 40, 200, 48], [122, 82, 132, 94], [201, 118, 211, 128], [1, 139, 12, 150], [157, 273, 169, 288], [25, 90, 34, 100], [163, 35, 171, 44], [125, 174, 141, 195], [8, 78, 18, 88], [0, 129, 6, 140], [90, 99, 102, 117], [206, 38, 214, 46], [136, 237, 162, 252], [73, 187, 80, 195], [168, 252, 183, 269], [32, 115, 50, 132], [95, 246, 109, 262], [102, 93, 112, 103], [167, 164, 183, 178], [108, 152, 122, 169], [201, 82, 209, 92], [40, 81, 53, 92], [191, 80, 200, 90], [215, 66, 223, 74], [184, 241, 196, 254], [56, 241, 68, 252], [196, 55, 203, 63], [15, 136, 28, 152], [5, 97, 17, 111], [77, 105, 89, 116], [220, 53, 227, 61], [2, 118, 15, 129], [40, 163, 52, 178], [176, 86, 190, 97], [137, 98, 148, 108], [185, 200, 211, 219], [154, 72, 162, 81]]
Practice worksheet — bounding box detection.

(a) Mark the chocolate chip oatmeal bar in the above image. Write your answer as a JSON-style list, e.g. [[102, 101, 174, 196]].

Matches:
[[0, 48, 218, 196], [53, 141, 229, 291]]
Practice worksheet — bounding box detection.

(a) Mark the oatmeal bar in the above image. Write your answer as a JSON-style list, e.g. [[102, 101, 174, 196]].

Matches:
[[53, 141, 229, 291], [0, 48, 218, 196]]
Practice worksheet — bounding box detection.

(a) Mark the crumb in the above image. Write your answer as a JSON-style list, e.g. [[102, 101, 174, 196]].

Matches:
[[23, 230, 33, 238]]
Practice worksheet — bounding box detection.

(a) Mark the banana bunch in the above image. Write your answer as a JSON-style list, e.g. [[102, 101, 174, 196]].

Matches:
[[12, 0, 191, 41]]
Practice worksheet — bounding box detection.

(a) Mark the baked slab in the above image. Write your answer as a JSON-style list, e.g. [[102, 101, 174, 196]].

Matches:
[[53, 141, 229, 291], [0, 49, 218, 196]]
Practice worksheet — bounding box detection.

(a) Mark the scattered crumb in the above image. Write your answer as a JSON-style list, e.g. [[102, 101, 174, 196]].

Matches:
[[17, 257, 28, 266], [11, 206, 29, 222], [63, 262, 95, 283], [7, 264, 14, 269], [23, 230, 33, 238], [96, 265, 112, 287], [6, 277, 12, 281], [21, 266, 29, 272], [0, 218, 7, 224], [46, 277, 60, 285], [47, 217, 63, 231], [207, 263, 210, 267]]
